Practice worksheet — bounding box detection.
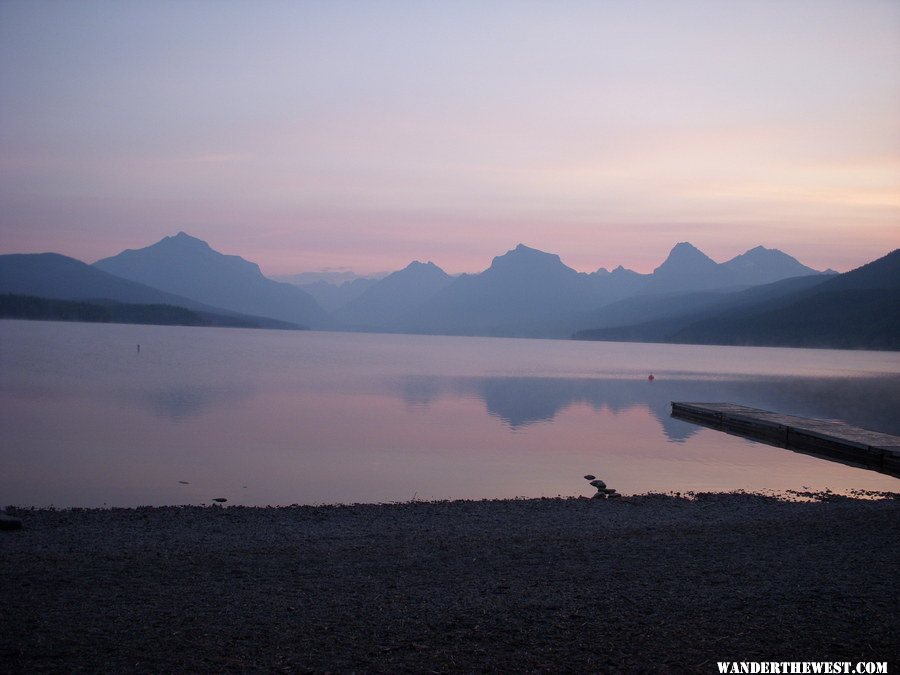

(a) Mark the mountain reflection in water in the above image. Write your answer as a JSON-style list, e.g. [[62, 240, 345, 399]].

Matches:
[[393, 374, 900, 440], [2, 320, 898, 507]]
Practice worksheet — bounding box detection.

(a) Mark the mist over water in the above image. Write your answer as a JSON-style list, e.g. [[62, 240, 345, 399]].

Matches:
[[1, 320, 898, 507]]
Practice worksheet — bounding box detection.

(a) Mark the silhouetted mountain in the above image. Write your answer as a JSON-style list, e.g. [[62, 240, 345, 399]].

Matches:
[[720, 245, 818, 286], [275, 269, 385, 286], [334, 261, 453, 329], [636, 242, 820, 295], [300, 277, 379, 312], [11, 236, 834, 341], [2, 252, 196, 304], [399, 244, 609, 337], [384, 242, 823, 338], [646, 242, 722, 292], [812, 248, 900, 291], [93, 232, 329, 328], [576, 250, 898, 350], [580, 290, 728, 335], [672, 289, 900, 350], [589, 265, 651, 300], [0, 294, 283, 329], [0, 253, 300, 329], [726, 271, 837, 303], [670, 249, 900, 350], [576, 273, 833, 337]]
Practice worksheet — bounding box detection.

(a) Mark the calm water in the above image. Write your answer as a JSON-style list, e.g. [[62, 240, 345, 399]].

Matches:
[[1, 319, 898, 507]]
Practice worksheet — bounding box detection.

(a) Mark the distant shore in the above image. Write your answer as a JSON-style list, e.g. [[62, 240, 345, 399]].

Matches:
[[2, 493, 897, 673], [0, 294, 304, 331]]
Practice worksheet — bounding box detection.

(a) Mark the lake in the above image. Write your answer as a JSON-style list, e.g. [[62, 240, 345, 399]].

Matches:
[[1, 319, 898, 507]]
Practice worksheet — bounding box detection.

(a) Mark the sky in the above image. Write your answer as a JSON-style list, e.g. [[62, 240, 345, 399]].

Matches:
[[1, 0, 898, 276]]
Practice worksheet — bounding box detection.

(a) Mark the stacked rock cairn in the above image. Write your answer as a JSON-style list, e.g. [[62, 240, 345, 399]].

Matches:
[[584, 475, 621, 499]]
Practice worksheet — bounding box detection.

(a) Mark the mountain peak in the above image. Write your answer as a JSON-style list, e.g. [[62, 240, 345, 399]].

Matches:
[[510, 243, 550, 256], [654, 242, 717, 276], [728, 245, 804, 262], [334, 258, 452, 327], [671, 241, 708, 256], [491, 244, 565, 269], [93, 234, 330, 327], [396, 260, 449, 280], [404, 260, 440, 271], [165, 231, 211, 249], [721, 246, 818, 284], [733, 245, 786, 261]]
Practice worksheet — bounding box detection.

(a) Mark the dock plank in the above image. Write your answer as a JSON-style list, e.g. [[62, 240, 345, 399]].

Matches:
[[671, 402, 900, 478]]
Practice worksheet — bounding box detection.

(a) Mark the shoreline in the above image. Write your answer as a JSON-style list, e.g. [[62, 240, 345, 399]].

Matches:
[[2, 493, 897, 672], [4, 486, 897, 511]]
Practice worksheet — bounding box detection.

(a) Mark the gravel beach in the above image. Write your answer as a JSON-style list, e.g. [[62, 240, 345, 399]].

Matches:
[[2, 493, 898, 673]]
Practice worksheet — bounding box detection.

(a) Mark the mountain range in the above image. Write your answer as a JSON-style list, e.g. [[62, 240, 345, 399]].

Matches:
[[298, 278, 379, 313], [575, 249, 900, 350], [666, 249, 900, 349], [396, 245, 610, 337], [0, 251, 299, 329], [1, 232, 895, 350], [334, 261, 454, 329], [93, 232, 329, 328]]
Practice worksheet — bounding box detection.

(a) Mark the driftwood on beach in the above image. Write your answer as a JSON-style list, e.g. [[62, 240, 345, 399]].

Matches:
[[1, 494, 897, 672]]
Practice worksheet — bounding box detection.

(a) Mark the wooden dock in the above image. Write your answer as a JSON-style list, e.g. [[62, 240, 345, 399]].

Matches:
[[671, 402, 900, 478]]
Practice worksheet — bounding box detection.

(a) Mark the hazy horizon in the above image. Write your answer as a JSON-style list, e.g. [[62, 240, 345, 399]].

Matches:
[[5, 230, 863, 279], [2, 1, 898, 276]]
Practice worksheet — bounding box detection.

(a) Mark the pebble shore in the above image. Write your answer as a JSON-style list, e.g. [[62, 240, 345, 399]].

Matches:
[[1, 493, 897, 673]]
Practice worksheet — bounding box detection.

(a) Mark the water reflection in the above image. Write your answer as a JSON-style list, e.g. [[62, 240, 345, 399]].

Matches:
[[396, 375, 697, 440], [128, 384, 256, 421], [393, 373, 900, 440], [2, 320, 898, 507]]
